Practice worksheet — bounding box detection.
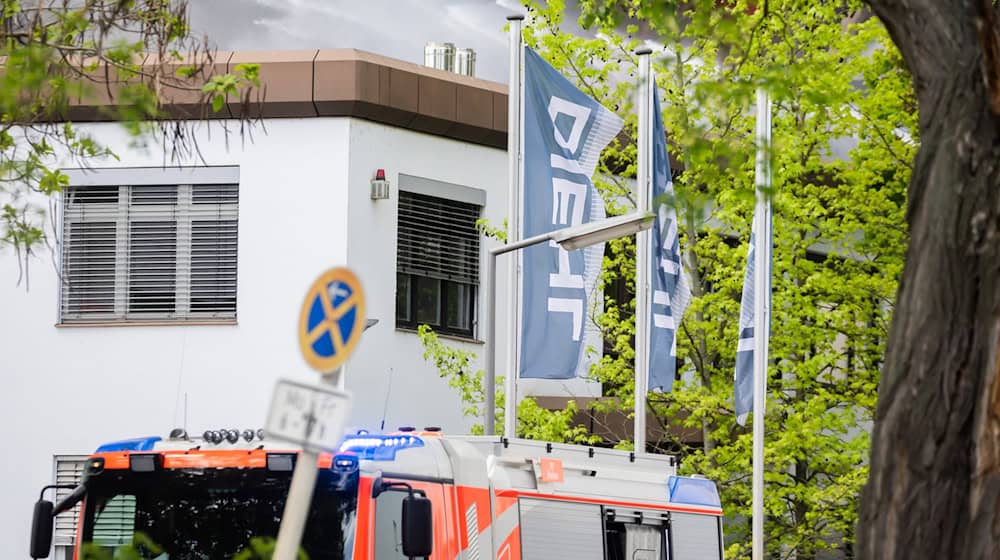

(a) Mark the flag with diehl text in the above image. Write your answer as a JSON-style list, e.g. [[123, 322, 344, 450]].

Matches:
[[519, 47, 623, 379], [647, 86, 691, 392]]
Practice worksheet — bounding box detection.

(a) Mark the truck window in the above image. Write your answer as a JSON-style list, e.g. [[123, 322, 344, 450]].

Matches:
[[374, 490, 408, 559], [80, 468, 357, 559], [519, 498, 603, 560], [91, 495, 137, 548], [669, 512, 723, 560]]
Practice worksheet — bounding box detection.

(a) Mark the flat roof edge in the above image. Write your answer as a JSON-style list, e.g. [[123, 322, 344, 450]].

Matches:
[[55, 49, 509, 149]]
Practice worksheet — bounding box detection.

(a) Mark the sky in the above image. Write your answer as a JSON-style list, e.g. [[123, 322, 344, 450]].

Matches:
[[187, 0, 526, 83]]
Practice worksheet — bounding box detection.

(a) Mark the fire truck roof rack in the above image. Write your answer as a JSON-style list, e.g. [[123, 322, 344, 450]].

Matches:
[[453, 436, 677, 470], [439, 436, 681, 506]]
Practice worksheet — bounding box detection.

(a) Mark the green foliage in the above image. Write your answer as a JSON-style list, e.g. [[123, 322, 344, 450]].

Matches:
[[423, 1, 914, 557], [80, 534, 308, 560], [80, 532, 164, 560], [0, 1, 258, 276], [231, 537, 308, 560], [475, 217, 508, 243], [417, 324, 599, 444], [418, 324, 496, 433]]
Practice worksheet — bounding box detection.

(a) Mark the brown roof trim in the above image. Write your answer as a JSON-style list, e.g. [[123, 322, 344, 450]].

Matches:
[[64, 49, 509, 150]]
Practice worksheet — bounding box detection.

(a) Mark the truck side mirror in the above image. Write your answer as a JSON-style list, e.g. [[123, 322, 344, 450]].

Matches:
[[401, 494, 433, 558], [30, 500, 54, 559]]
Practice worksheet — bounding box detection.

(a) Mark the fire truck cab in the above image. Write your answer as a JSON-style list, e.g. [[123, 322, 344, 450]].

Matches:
[[31, 430, 724, 559]]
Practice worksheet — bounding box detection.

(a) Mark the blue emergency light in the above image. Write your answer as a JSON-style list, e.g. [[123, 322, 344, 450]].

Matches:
[[337, 434, 425, 460], [668, 475, 722, 508], [95, 437, 162, 453]]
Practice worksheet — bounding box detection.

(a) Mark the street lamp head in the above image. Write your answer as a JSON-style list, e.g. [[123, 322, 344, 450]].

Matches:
[[552, 212, 655, 251]]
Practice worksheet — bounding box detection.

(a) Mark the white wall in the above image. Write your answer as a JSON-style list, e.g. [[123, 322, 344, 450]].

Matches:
[[343, 119, 507, 434], [0, 115, 606, 557], [0, 118, 355, 557], [342, 119, 601, 426]]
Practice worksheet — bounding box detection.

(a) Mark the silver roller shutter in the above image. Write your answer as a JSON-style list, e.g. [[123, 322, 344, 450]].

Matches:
[[519, 498, 604, 560], [670, 512, 722, 560]]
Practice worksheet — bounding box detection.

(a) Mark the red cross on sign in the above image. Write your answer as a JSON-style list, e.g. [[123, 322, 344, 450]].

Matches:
[[539, 458, 564, 483]]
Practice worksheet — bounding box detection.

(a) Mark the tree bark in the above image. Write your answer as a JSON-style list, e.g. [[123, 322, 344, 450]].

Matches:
[[858, 1, 1000, 558]]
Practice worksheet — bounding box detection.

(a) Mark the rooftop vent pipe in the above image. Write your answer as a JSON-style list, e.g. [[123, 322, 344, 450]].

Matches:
[[424, 42, 476, 77]]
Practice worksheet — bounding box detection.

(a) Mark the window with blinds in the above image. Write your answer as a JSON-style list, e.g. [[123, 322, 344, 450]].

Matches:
[[396, 190, 481, 338], [91, 495, 137, 546], [60, 182, 238, 323], [53, 456, 87, 549]]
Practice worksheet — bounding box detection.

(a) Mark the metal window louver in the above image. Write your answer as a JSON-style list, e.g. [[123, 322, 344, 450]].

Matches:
[[91, 495, 137, 546], [397, 190, 480, 285], [61, 183, 239, 323], [53, 456, 87, 547]]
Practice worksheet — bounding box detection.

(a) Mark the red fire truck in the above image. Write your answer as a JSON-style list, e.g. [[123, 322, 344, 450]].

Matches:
[[30, 429, 724, 559]]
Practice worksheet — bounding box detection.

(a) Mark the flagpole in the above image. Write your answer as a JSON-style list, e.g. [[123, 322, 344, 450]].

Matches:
[[500, 14, 524, 440], [634, 48, 653, 454], [751, 86, 772, 560]]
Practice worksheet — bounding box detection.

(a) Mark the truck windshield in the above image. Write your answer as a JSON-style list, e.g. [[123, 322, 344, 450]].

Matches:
[[80, 467, 356, 560]]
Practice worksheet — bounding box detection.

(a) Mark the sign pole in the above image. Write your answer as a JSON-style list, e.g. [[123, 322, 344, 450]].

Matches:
[[273, 450, 319, 560]]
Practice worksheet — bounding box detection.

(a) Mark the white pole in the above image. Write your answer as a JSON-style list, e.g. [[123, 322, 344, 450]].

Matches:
[[502, 14, 523, 440], [273, 451, 319, 560], [751, 87, 772, 560], [484, 252, 497, 434], [633, 48, 653, 454]]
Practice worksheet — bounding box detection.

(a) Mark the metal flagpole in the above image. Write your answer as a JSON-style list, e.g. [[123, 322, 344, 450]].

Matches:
[[634, 48, 653, 454], [500, 14, 523, 439], [751, 86, 772, 560]]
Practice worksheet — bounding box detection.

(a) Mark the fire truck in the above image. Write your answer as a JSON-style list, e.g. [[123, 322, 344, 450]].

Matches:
[[30, 429, 724, 559]]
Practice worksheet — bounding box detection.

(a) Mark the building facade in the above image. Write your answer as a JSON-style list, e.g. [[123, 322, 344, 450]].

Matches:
[[0, 49, 590, 558]]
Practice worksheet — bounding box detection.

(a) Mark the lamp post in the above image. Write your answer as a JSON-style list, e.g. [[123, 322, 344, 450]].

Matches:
[[484, 212, 655, 437]]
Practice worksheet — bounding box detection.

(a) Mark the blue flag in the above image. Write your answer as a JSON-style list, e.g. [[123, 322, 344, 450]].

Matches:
[[647, 86, 691, 392], [519, 48, 623, 379], [734, 217, 758, 425]]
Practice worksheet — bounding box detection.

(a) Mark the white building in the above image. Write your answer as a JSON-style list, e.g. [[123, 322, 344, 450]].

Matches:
[[0, 49, 597, 558]]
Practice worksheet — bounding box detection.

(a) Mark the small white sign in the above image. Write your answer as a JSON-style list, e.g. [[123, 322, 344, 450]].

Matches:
[[265, 379, 352, 452]]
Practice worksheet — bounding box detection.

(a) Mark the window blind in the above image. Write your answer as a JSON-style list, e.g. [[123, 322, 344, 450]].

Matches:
[[53, 456, 87, 547], [397, 190, 480, 285], [92, 495, 137, 546], [61, 183, 238, 323]]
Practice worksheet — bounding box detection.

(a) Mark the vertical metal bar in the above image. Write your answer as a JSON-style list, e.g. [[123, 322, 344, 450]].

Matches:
[[503, 14, 524, 441], [484, 251, 497, 435], [634, 48, 653, 454], [751, 86, 772, 560], [273, 452, 319, 560], [175, 184, 192, 317]]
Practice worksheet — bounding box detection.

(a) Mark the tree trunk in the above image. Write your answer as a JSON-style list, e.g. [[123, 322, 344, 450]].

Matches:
[[858, 1, 1000, 558]]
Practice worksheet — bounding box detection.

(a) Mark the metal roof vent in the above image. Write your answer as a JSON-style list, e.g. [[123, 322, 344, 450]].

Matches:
[[455, 48, 476, 77], [424, 43, 476, 77], [424, 42, 455, 72]]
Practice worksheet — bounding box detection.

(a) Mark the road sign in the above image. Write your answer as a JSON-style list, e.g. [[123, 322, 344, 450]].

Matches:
[[265, 379, 351, 452], [298, 267, 367, 374]]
